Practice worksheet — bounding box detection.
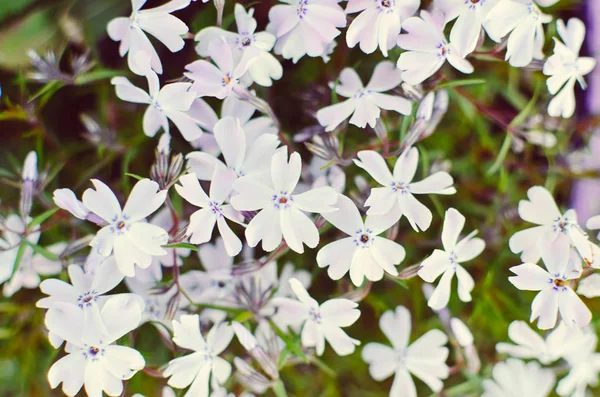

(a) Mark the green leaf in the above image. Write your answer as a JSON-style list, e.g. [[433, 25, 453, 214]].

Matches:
[[9, 243, 27, 279], [487, 82, 541, 176], [0, 7, 62, 70], [436, 79, 486, 90], [23, 240, 59, 261], [124, 172, 144, 181], [74, 69, 121, 85], [28, 207, 58, 230], [162, 242, 199, 252], [29, 80, 64, 103], [269, 320, 307, 362]]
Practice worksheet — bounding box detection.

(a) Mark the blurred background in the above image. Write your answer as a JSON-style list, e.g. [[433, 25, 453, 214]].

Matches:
[[1, 0, 599, 396]]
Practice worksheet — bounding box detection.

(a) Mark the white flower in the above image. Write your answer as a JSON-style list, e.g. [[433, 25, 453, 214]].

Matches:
[[317, 194, 406, 286], [186, 116, 280, 182], [362, 306, 449, 396], [508, 185, 593, 264], [112, 52, 211, 142], [181, 238, 237, 307], [496, 320, 585, 364], [191, 93, 277, 158], [434, 0, 499, 56], [557, 332, 600, 397], [316, 61, 412, 131], [483, 0, 556, 67], [80, 178, 169, 277], [301, 157, 346, 193], [37, 257, 128, 347], [509, 243, 591, 330], [354, 147, 456, 232], [185, 38, 258, 100], [481, 358, 555, 397], [107, 0, 191, 75], [418, 208, 485, 310], [231, 148, 338, 253], [46, 295, 145, 397], [271, 278, 360, 356], [345, 0, 419, 56], [397, 10, 474, 85], [176, 170, 244, 256], [164, 315, 234, 397], [577, 273, 600, 298], [543, 18, 597, 118], [195, 4, 282, 87], [267, 0, 347, 63], [0, 215, 63, 297]]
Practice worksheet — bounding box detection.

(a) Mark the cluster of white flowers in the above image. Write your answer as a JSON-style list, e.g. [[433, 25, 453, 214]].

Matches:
[[2, 0, 599, 396]]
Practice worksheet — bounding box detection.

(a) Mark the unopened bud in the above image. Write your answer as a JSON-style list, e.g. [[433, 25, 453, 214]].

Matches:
[[20, 151, 38, 220]]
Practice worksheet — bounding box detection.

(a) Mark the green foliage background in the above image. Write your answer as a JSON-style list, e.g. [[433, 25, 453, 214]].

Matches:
[[0, 0, 597, 396]]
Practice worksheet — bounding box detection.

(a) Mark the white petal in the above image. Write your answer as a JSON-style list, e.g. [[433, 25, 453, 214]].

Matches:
[[316, 238, 356, 280], [320, 298, 360, 327], [123, 179, 167, 222], [530, 287, 559, 330], [355, 150, 394, 186], [427, 269, 455, 310], [82, 179, 122, 223], [508, 263, 551, 291], [380, 305, 411, 350], [292, 187, 338, 214], [320, 194, 363, 235], [558, 288, 591, 328], [441, 207, 465, 251]]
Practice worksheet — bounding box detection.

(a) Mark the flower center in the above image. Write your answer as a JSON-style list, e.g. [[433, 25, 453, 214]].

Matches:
[[381, 0, 391, 7], [241, 37, 252, 47], [222, 73, 232, 86], [554, 279, 567, 287], [309, 307, 322, 324], [391, 181, 409, 194], [272, 192, 292, 210], [550, 275, 569, 291], [77, 290, 98, 308], [83, 344, 105, 361], [354, 228, 373, 248], [209, 201, 224, 217], [552, 215, 573, 234], [297, 0, 308, 18], [111, 215, 130, 235], [437, 42, 450, 58]]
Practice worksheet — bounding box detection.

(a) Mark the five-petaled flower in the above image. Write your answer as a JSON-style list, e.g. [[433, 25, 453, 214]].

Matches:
[[543, 18, 597, 118], [316, 61, 412, 131], [76, 178, 169, 277], [317, 194, 406, 286], [509, 241, 592, 330], [418, 207, 485, 310], [355, 147, 456, 232], [175, 170, 244, 257], [164, 315, 234, 397], [271, 278, 361, 356], [231, 147, 338, 253], [107, 0, 191, 75], [397, 10, 474, 85], [362, 305, 449, 397]]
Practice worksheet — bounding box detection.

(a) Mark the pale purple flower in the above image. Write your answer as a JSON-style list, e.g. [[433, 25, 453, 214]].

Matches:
[[397, 10, 474, 85], [316, 61, 412, 131]]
